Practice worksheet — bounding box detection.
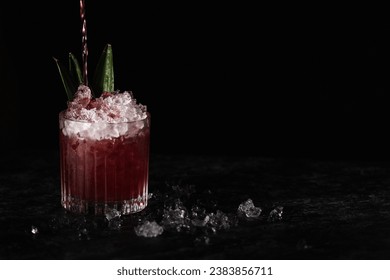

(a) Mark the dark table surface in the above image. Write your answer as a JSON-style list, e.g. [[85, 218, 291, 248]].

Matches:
[[1, 149, 390, 260]]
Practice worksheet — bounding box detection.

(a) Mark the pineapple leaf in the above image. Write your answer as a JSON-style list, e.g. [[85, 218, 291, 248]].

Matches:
[[69, 53, 83, 85], [93, 44, 114, 95], [53, 57, 76, 101]]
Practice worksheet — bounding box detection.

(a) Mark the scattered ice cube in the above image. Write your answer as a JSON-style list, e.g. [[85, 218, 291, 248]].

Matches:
[[41, 179, 285, 241], [105, 208, 121, 221], [208, 210, 230, 230], [190, 205, 209, 227], [31, 226, 39, 235], [268, 206, 284, 222], [104, 208, 122, 230], [162, 205, 191, 232], [191, 205, 207, 218], [237, 199, 262, 218], [134, 221, 164, 237], [192, 215, 210, 227]]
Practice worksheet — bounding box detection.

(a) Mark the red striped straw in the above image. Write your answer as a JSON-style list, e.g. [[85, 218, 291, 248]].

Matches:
[[80, 0, 88, 86]]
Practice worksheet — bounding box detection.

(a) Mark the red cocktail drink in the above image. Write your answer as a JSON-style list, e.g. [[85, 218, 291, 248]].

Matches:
[[55, 2, 150, 215], [59, 87, 150, 215]]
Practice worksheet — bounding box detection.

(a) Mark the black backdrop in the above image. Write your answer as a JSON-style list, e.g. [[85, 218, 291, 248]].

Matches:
[[1, 2, 390, 161]]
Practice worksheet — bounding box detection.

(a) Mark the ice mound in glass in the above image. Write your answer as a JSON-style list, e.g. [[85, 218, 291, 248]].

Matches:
[[61, 85, 147, 140]]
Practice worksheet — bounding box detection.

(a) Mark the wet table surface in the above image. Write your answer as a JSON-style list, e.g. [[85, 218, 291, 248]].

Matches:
[[1, 149, 390, 260]]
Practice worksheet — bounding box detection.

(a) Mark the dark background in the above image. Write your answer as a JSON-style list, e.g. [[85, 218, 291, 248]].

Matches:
[[1, 2, 390, 161]]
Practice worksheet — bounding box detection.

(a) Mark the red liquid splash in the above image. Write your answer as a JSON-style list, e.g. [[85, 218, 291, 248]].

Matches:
[[80, 0, 88, 86]]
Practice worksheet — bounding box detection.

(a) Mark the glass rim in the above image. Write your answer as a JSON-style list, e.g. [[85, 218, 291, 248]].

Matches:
[[59, 110, 150, 124]]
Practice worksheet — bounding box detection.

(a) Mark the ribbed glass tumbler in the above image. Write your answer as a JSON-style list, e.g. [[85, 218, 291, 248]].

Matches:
[[59, 112, 150, 215]]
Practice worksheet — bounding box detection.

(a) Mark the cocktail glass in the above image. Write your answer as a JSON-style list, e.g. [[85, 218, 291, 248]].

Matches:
[[59, 112, 150, 215]]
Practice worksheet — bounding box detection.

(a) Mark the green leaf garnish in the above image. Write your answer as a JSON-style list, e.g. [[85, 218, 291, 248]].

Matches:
[[68, 53, 83, 85], [93, 44, 114, 94], [55, 43, 115, 100], [53, 57, 76, 101]]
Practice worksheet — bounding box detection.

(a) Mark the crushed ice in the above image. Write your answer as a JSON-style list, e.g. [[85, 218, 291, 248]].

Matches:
[[208, 210, 231, 231], [62, 85, 148, 140], [129, 183, 283, 239], [37, 183, 284, 242], [268, 206, 284, 222], [162, 203, 191, 232], [65, 85, 147, 123], [237, 199, 262, 218], [31, 226, 39, 235], [105, 208, 122, 230], [134, 221, 164, 237], [105, 208, 121, 221]]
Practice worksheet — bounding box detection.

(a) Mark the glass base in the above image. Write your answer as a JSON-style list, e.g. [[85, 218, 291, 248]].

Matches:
[[61, 194, 148, 215]]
